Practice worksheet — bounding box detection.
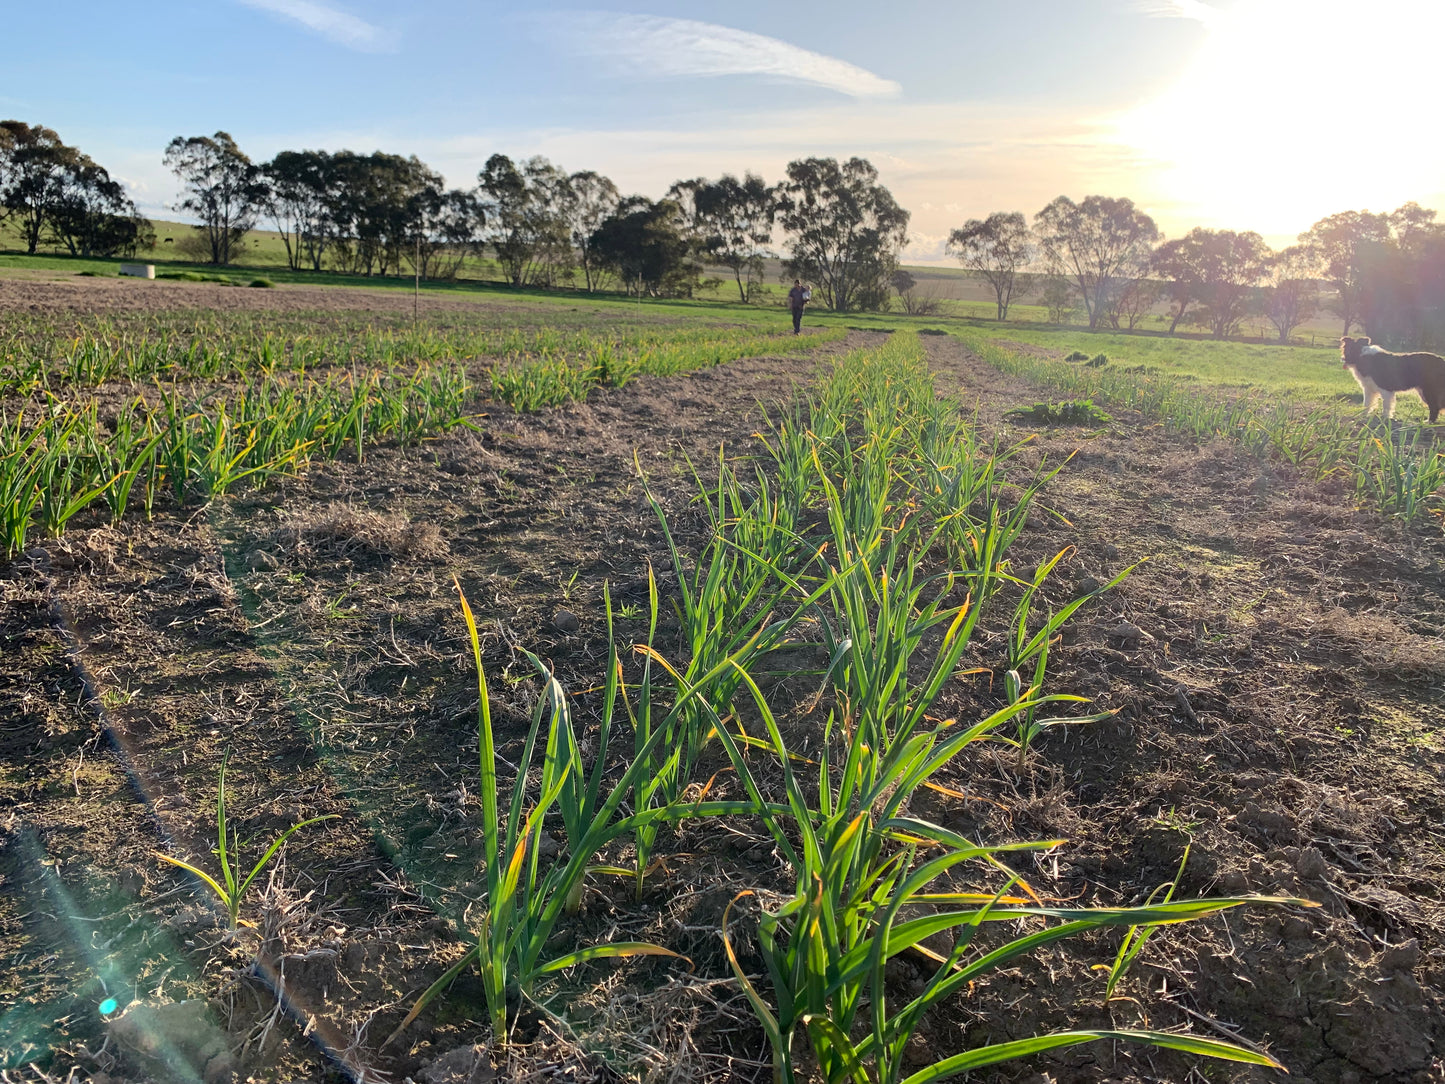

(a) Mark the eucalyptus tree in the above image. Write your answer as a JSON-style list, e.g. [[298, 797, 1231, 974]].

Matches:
[[589, 196, 696, 297], [1192, 228, 1272, 339], [261, 149, 335, 272], [406, 186, 485, 281], [1151, 232, 1205, 334], [525, 159, 578, 287], [164, 131, 264, 264], [692, 172, 776, 303], [664, 177, 704, 235], [50, 158, 150, 258], [1354, 204, 1445, 348], [1262, 244, 1321, 343], [1108, 277, 1162, 331], [479, 154, 573, 287], [0, 121, 84, 255], [946, 211, 1034, 320], [1153, 228, 1273, 338], [778, 156, 908, 312], [1302, 209, 1393, 336], [1035, 195, 1159, 329], [565, 170, 620, 291], [326, 151, 441, 276]]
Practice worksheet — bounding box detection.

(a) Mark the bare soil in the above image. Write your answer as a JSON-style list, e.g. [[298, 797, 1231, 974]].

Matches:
[[0, 274, 659, 320], [2, 326, 1443, 1084]]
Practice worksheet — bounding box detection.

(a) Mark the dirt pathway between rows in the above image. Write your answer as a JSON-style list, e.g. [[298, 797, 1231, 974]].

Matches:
[[2, 329, 1443, 1084]]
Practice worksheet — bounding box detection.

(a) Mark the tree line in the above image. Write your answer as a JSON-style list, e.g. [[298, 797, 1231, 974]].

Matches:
[[948, 196, 1445, 346], [4, 119, 1445, 341], [157, 131, 909, 309], [0, 122, 912, 309]]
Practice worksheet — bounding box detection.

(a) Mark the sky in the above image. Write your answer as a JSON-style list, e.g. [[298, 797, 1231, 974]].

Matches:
[[3, 0, 1442, 261]]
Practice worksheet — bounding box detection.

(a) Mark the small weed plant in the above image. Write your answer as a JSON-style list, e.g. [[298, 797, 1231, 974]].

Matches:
[[153, 750, 336, 930]]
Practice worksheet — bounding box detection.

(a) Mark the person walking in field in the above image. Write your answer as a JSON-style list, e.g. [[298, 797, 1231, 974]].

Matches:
[[787, 279, 810, 335]]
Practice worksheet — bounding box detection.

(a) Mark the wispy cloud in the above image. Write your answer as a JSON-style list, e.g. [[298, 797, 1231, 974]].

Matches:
[[532, 12, 900, 99], [235, 0, 388, 52], [1128, 0, 1223, 24]]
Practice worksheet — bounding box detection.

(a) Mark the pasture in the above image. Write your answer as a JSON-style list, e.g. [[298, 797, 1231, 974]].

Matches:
[[1, 276, 1442, 1084]]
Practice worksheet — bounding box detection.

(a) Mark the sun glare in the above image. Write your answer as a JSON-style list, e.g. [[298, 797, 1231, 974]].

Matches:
[[1114, 0, 1445, 237]]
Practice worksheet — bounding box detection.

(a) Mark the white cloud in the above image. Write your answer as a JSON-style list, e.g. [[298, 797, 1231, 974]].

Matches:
[[235, 0, 388, 52], [903, 231, 951, 261], [1128, 0, 1222, 23], [531, 12, 900, 99]]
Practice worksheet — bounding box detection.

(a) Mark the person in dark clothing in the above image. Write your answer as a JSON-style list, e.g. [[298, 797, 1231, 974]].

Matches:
[[787, 279, 810, 334]]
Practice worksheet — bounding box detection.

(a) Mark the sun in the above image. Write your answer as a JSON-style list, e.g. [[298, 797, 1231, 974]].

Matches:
[[1113, 0, 1445, 238]]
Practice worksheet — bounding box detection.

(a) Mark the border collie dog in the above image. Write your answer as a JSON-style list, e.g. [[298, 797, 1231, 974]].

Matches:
[[1339, 336, 1445, 423]]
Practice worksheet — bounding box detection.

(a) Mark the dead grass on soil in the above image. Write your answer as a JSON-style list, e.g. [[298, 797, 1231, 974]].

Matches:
[[273, 503, 449, 561]]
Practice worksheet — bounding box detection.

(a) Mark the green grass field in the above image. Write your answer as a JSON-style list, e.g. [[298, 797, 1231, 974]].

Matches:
[[956, 325, 1444, 523], [0, 217, 791, 300], [964, 325, 1361, 402]]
